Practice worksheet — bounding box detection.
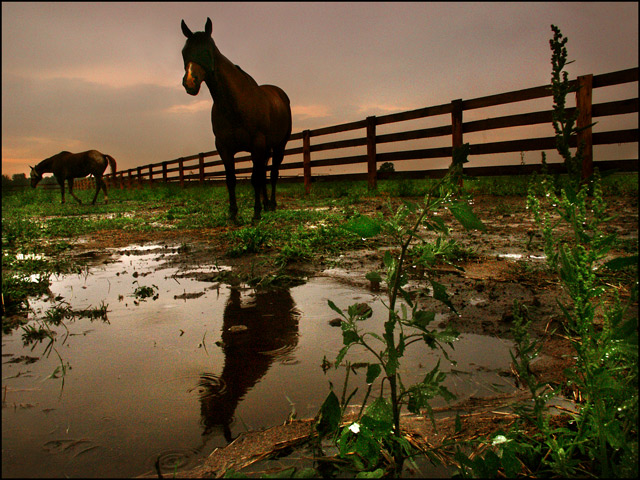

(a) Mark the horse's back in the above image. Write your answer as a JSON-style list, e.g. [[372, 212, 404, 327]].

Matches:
[[56, 150, 108, 178]]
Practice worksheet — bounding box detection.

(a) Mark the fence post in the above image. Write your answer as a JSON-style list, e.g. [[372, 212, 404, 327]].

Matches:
[[137, 166, 143, 190], [179, 158, 185, 188], [119, 171, 124, 190], [162, 162, 168, 183], [451, 99, 463, 185], [148, 165, 154, 187], [128, 169, 133, 189], [199, 153, 205, 183], [576, 74, 594, 181], [366, 116, 377, 190], [303, 130, 311, 194]]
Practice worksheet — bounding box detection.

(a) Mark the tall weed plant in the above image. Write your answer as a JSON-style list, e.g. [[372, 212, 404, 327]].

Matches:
[[459, 25, 638, 478], [312, 144, 486, 477]]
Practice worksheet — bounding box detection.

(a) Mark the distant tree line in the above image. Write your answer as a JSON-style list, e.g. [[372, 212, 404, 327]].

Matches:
[[2, 173, 58, 187]]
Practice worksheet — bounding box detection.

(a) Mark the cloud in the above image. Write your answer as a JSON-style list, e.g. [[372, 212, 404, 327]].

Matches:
[[32, 65, 179, 90], [164, 100, 211, 115], [357, 103, 415, 117], [292, 104, 332, 120]]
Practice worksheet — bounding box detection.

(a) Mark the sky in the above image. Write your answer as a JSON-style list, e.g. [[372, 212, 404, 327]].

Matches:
[[2, 1, 638, 178]]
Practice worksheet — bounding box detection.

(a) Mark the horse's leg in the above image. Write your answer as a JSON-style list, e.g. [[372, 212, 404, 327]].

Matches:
[[101, 176, 109, 204], [268, 145, 285, 211], [258, 150, 270, 213], [92, 176, 105, 204], [220, 150, 238, 223], [68, 178, 83, 204], [57, 177, 66, 204], [261, 159, 270, 212], [250, 151, 268, 222]]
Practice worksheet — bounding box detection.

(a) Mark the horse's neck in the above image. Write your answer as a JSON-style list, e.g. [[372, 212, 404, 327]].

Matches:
[[206, 50, 260, 114], [36, 156, 55, 174]]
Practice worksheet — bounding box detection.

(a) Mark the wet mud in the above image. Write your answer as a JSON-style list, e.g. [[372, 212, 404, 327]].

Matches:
[[3, 194, 637, 478]]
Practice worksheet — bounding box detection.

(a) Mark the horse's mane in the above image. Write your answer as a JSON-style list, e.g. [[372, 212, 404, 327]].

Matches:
[[234, 64, 259, 87], [36, 151, 70, 173]]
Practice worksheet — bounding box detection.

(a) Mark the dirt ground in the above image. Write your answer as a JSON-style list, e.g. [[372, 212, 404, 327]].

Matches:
[[68, 193, 637, 477]]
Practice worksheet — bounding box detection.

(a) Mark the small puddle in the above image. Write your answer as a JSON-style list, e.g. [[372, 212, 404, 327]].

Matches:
[[497, 253, 546, 261], [2, 244, 516, 478]]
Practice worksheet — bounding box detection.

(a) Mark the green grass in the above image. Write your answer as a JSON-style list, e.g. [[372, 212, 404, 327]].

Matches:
[[2, 173, 636, 321]]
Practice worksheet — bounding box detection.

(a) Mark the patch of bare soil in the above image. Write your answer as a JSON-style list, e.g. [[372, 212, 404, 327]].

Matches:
[[68, 194, 637, 477]]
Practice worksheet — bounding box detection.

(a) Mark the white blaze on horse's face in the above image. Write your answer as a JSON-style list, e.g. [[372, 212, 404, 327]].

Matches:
[[183, 62, 206, 96]]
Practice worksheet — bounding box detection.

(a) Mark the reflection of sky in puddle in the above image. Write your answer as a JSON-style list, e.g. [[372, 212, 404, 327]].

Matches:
[[2, 244, 515, 478], [497, 253, 547, 260]]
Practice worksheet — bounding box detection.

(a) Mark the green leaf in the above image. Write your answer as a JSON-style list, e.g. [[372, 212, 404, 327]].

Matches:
[[355, 468, 385, 478], [383, 250, 395, 269], [365, 271, 383, 283], [353, 429, 380, 469], [501, 446, 521, 478], [327, 299, 345, 318], [366, 364, 382, 384], [315, 390, 341, 437], [448, 201, 486, 231], [424, 215, 448, 233], [433, 327, 459, 345], [385, 349, 399, 376], [411, 309, 436, 329], [452, 143, 471, 168], [430, 280, 457, 314], [474, 449, 500, 477], [604, 255, 638, 271], [343, 215, 381, 238], [335, 345, 350, 367], [454, 412, 462, 432], [362, 397, 394, 435]]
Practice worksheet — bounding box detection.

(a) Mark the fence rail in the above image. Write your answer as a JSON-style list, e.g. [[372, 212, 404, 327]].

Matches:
[[68, 67, 639, 192]]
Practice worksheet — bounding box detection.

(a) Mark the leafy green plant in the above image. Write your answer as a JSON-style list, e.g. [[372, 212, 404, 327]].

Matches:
[[411, 237, 475, 269], [459, 24, 638, 478], [18, 299, 108, 398], [226, 226, 269, 256], [132, 282, 159, 301], [313, 144, 485, 476]]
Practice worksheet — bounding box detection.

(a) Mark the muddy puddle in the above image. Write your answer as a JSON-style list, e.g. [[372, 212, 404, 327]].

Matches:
[[2, 244, 517, 478]]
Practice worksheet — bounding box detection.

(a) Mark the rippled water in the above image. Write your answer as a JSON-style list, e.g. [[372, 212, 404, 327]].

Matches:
[[2, 244, 515, 477]]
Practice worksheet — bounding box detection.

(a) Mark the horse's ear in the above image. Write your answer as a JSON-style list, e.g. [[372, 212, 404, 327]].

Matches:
[[205, 17, 212, 36], [181, 19, 193, 38]]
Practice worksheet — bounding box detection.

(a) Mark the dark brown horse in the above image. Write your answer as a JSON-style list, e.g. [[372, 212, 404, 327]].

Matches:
[[181, 18, 292, 222], [30, 150, 117, 204]]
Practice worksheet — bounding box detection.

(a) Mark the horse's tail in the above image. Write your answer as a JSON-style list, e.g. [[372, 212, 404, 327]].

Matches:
[[104, 154, 117, 176]]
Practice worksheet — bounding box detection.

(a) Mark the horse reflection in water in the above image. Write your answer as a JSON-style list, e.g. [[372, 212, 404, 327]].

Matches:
[[198, 287, 300, 441]]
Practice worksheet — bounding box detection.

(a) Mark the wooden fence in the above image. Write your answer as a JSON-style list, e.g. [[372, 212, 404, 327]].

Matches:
[[75, 67, 637, 193]]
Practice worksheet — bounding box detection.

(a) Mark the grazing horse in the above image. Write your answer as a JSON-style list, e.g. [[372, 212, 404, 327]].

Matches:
[[181, 17, 292, 222], [30, 150, 117, 204]]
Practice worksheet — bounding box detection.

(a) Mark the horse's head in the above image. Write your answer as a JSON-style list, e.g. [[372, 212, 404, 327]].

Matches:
[[29, 165, 42, 188], [181, 18, 214, 96]]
